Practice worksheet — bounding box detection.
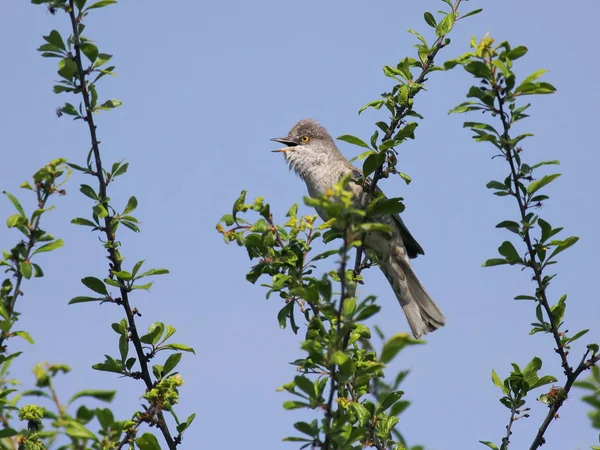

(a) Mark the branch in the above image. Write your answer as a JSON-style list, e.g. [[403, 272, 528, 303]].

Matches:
[[66, 2, 175, 447], [495, 92, 571, 377], [353, 0, 462, 276]]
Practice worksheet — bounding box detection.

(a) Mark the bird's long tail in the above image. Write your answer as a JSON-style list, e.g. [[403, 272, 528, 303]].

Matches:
[[380, 256, 446, 339]]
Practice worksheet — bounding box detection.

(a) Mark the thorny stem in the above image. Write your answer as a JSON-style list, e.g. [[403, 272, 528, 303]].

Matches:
[[491, 62, 600, 450], [352, 0, 463, 277], [66, 2, 176, 448]]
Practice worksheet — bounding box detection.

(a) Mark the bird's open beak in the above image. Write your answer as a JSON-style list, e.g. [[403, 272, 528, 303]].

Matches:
[[270, 137, 298, 153]]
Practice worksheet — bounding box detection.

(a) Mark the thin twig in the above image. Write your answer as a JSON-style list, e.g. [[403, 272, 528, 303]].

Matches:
[[66, 2, 176, 448]]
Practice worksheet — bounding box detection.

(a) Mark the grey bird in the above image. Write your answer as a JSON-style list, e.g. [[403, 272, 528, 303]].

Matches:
[[271, 118, 445, 339]]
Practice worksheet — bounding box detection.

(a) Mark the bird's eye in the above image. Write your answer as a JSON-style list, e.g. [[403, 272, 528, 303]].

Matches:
[[301, 135, 310, 143]]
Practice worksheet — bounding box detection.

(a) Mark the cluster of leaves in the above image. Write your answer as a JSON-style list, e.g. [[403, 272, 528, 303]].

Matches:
[[218, 178, 424, 450], [448, 34, 599, 449]]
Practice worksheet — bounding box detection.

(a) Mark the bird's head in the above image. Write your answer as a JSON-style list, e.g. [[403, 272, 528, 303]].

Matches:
[[271, 119, 341, 179]]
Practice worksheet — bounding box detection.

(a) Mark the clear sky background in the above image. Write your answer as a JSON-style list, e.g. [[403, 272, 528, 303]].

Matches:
[[2, 1, 599, 449]]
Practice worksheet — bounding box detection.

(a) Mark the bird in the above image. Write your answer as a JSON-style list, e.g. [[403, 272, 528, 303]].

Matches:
[[271, 118, 445, 339]]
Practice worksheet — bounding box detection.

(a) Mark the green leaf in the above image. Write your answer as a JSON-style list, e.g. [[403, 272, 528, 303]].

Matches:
[[479, 442, 499, 450], [527, 174, 561, 195], [93, 204, 108, 218], [87, 0, 118, 9], [482, 258, 508, 267], [548, 236, 579, 260], [349, 403, 371, 427], [498, 241, 521, 263], [423, 12, 437, 27], [69, 296, 104, 304], [20, 261, 32, 279], [43, 30, 66, 51], [337, 135, 371, 149], [378, 390, 404, 413], [80, 43, 99, 63], [65, 422, 96, 440], [363, 152, 385, 178], [162, 353, 182, 376], [137, 268, 169, 279], [566, 329, 589, 344], [6, 214, 27, 228], [72, 217, 98, 227], [123, 196, 137, 214], [32, 239, 64, 255], [522, 69, 547, 85], [14, 331, 34, 344], [81, 276, 108, 295], [97, 99, 123, 111], [371, 198, 405, 216], [459, 8, 483, 20], [507, 46, 528, 60], [136, 433, 161, 450], [3, 191, 26, 217], [162, 343, 196, 355], [381, 333, 423, 363], [531, 375, 557, 390], [491, 370, 506, 394], [69, 390, 116, 404], [435, 12, 455, 37]]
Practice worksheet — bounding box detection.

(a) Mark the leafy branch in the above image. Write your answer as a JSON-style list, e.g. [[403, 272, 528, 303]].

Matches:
[[32, 0, 196, 447], [449, 33, 599, 450]]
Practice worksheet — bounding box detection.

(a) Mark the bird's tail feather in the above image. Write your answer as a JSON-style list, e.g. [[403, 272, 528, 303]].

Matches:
[[380, 257, 446, 339]]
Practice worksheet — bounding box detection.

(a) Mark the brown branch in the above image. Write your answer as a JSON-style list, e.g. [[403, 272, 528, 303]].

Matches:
[[66, 2, 175, 448], [353, 0, 462, 277]]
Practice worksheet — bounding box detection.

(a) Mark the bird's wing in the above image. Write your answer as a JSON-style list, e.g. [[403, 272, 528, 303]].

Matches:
[[350, 169, 424, 259]]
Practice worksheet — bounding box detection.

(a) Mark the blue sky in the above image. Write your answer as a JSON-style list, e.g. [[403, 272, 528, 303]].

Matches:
[[2, 1, 599, 449]]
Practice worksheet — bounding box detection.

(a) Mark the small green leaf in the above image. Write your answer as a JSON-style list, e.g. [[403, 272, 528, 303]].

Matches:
[[459, 8, 483, 20], [436, 12, 455, 37], [80, 43, 99, 63], [87, 0, 118, 10], [498, 241, 521, 263], [69, 296, 104, 304], [6, 214, 27, 228], [69, 390, 116, 404], [162, 353, 182, 376], [162, 344, 196, 355], [3, 191, 26, 217], [20, 262, 32, 279], [482, 258, 508, 267], [71, 217, 98, 227], [423, 12, 437, 27], [337, 135, 371, 149], [378, 390, 404, 413], [527, 174, 561, 195], [135, 433, 161, 450], [14, 331, 34, 344], [32, 239, 64, 255], [123, 196, 137, 214], [43, 30, 66, 51], [81, 276, 108, 295], [479, 442, 499, 450]]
